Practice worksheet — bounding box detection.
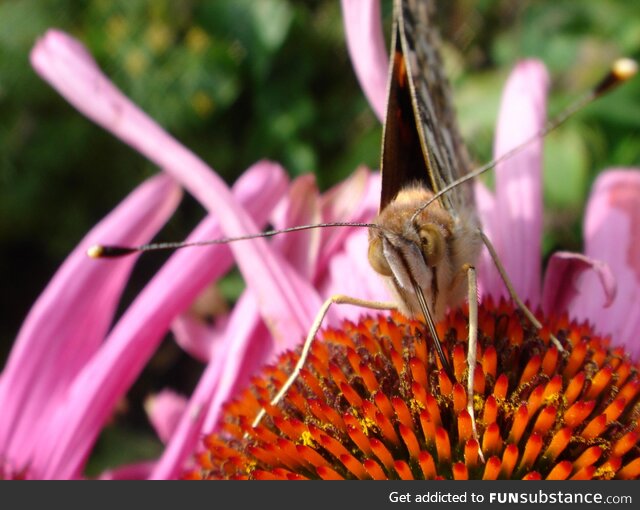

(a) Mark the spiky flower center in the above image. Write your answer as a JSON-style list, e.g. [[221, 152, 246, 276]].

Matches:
[[186, 299, 640, 480]]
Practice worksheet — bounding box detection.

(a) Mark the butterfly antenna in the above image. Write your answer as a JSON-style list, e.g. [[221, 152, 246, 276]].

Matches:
[[412, 57, 637, 221], [87, 221, 379, 258]]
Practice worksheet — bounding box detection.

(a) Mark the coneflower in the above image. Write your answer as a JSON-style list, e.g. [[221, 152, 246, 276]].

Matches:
[[186, 301, 639, 480]]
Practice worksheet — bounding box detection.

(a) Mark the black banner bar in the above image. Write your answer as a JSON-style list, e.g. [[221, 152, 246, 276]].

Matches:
[[2, 481, 639, 510]]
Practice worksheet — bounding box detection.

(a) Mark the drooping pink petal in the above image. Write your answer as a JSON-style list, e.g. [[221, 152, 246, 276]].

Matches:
[[304, 168, 387, 323], [569, 169, 640, 355], [316, 167, 380, 279], [200, 296, 273, 433], [30, 162, 288, 479], [167, 161, 291, 362], [171, 174, 320, 365], [151, 292, 270, 480], [474, 180, 500, 297], [541, 252, 616, 316], [152, 172, 380, 479], [145, 390, 189, 445], [270, 174, 322, 281], [489, 60, 549, 306], [0, 174, 181, 470], [321, 167, 374, 224], [171, 313, 228, 363], [30, 38, 317, 474], [341, 0, 388, 122], [320, 228, 390, 323], [31, 29, 321, 349]]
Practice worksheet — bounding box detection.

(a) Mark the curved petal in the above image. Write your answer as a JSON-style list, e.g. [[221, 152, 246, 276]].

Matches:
[[171, 313, 228, 363], [320, 228, 390, 324], [151, 172, 383, 479], [270, 174, 322, 280], [570, 169, 640, 354], [31, 29, 321, 349], [169, 161, 290, 361], [150, 292, 269, 480], [317, 167, 380, 278], [321, 166, 374, 223], [0, 174, 181, 470], [541, 252, 616, 316], [145, 390, 188, 445], [474, 180, 499, 297], [201, 297, 273, 434], [490, 60, 549, 305], [340, 0, 388, 122], [31, 162, 288, 479]]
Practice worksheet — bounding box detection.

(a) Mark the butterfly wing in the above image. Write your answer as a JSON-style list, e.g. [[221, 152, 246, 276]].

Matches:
[[380, 0, 473, 216]]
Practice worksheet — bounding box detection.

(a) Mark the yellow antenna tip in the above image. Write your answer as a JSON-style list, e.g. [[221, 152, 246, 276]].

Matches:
[[595, 58, 638, 95], [612, 58, 638, 81], [87, 245, 105, 258]]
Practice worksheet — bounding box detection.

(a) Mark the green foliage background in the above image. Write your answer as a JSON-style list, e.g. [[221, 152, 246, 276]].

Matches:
[[0, 0, 639, 474]]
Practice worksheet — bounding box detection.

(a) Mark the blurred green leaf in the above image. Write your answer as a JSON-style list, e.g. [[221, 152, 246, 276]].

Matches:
[[84, 425, 163, 477], [543, 128, 589, 209]]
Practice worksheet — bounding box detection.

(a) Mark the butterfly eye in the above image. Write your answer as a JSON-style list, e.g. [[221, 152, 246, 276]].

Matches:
[[368, 237, 393, 277], [419, 224, 444, 265]]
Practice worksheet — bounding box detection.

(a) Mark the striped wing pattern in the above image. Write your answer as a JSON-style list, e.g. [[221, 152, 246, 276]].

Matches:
[[381, 0, 474, 216]]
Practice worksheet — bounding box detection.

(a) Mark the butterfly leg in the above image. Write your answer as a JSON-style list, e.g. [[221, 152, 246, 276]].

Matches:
[[463, 263, 485, 463], [478, 229, 563, 352], [251, 294, 397, 429]]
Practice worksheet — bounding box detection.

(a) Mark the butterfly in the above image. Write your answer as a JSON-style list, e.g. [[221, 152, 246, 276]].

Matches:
[[367, 0, 481, 378], [249, 0, 635, 432], [364, 0, 636, 381], [252, 0, 489, 436]]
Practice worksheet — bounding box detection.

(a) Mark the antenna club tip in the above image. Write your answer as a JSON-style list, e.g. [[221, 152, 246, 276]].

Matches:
[[87, 244, 105, 258], [612, 58, 638, 81], [595, 58, 638, 95]]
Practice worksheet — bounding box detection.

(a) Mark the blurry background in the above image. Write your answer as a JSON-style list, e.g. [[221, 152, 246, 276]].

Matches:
[[1, 0, 639, 474]]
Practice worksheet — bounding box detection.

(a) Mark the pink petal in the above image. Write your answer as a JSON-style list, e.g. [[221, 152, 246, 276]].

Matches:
[[202, 297, 273, 433], [152, 173, 383, 478], [31, 29, 321, 348], [145, 390, 188, 445], [569, 169, 640, 354], [171, 313, 228, 363], [320, 228, 390, 324], [168, 161, 290, 361], [340, 0, 388, 122], [270, 174, 322, 280], [151, 292, 270, 480], [30, 163, 288, 479], [316, 167, 380, 278], [0, 174, 181, 470], [321, 166, 374, 223], [474, 180, 499, 297], [490, 60, 549, 305], [312, 169, 387, 323], [542, 252, 616, 315]]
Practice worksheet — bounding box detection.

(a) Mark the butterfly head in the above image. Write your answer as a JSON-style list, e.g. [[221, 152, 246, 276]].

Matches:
[[368, 185, 455, 320]]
